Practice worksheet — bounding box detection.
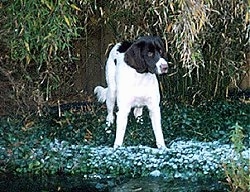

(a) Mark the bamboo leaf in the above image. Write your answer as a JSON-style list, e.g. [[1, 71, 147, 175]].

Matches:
[[64, 15, 71, 27], [167, 23, 172, 32], [42, 0, 53, 11], [24, 41, 30, 52], [44, 33, 52, 41], [70, 4, 81, 11], [26, 55, 31, 65], [169, 2, 175, 13], [245, 11, 249, 24]]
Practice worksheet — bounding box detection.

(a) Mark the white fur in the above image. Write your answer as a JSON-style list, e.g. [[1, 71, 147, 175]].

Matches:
[[94, 43, 167, 149]]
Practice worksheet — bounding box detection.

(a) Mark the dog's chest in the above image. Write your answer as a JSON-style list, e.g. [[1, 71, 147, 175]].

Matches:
[[122, 86, 158, 107], [116, 67, 160, 107]]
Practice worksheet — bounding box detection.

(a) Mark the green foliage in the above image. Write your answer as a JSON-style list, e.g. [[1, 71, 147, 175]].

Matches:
[[161, 101, 250, 144], [0, 101, 249, 176], [0, 0, 249, 116], [103, 0, 212, 67], [100, 0, 248, 101], [230, 123, 246, 154], [223, 124, 250, 192], [0, 0, 81, 113], [7, 0, 80, 65]]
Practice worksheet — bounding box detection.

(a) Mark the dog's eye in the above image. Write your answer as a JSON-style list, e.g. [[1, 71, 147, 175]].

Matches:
[[147, 52, 154, 57]]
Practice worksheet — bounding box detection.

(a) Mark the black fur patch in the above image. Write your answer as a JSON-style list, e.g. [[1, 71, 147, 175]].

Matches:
[[117, 41, 133, 53], [124, 36, 166, 74]]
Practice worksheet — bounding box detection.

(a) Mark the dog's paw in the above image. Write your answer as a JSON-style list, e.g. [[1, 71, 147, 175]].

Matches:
[[157, 143, 167, 149], [113, 144, 121, 150]]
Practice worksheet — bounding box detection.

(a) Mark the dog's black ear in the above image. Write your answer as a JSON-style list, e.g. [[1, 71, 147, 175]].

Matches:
[[124, 41, 147, 73], [154, 36, 166, 54]]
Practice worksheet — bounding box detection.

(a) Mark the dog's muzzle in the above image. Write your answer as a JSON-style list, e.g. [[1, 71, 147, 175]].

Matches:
[[160, 63, 168, 73], [155, 58, 168, 74]]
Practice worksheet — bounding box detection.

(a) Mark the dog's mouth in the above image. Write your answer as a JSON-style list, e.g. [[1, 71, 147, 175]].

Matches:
[[155, 58, 168, 75]]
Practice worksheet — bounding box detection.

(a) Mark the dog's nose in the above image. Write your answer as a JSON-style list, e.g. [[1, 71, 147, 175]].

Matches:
[[160, 63, 168, 73]]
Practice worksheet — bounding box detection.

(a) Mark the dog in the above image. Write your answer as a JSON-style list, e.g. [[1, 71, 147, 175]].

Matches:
[[94, 36, 168, 149]]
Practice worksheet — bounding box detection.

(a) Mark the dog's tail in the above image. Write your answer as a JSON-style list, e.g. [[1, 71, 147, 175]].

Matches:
[[94, 86, 107, 103]]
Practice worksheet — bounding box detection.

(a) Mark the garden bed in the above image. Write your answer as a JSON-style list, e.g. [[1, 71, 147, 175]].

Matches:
[[2, 138, 248, 179], [0, 101, 249, 191]]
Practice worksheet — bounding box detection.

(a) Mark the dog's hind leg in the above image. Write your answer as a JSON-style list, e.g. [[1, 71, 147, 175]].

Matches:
[[106, 87, 116, 126], [105, 47, 118, 127]]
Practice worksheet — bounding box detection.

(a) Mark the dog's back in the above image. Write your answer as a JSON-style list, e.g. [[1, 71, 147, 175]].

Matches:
[[94, 43, 120, 103]]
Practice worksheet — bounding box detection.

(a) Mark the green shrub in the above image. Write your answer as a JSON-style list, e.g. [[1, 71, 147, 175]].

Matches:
[[1, 0, 248, 117], [1, 0, 81, 114], [223, 123, 250, 192]]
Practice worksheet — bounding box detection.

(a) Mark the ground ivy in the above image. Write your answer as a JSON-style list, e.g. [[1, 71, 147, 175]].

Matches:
[[0, 101, 249, 179]]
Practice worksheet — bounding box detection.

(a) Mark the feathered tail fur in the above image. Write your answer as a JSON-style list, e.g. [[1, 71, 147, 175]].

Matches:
[[94, 86, 107, 103]]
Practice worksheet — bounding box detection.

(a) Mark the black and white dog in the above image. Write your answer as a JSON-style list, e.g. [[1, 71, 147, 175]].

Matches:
[[94, 36, 168, 149]]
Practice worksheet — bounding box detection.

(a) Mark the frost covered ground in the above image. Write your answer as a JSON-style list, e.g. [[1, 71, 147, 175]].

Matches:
[[7, 138, 248, 180], [1, 100, 249, 188]]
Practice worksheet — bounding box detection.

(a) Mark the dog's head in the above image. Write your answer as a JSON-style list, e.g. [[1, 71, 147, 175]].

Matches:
[[124, 36, 168, 74]]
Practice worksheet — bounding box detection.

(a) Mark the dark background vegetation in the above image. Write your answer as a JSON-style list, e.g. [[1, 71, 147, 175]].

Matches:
[[0, 0, 249, 116]]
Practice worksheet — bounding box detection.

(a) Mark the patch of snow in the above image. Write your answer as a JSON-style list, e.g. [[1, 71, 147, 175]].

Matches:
[[150, 170, 161, 177], [32, 139, 250, 179]]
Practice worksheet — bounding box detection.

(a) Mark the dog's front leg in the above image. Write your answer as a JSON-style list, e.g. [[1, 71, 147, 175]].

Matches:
[[113, 107, 130, 149], [149, 106, 166, 148]]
